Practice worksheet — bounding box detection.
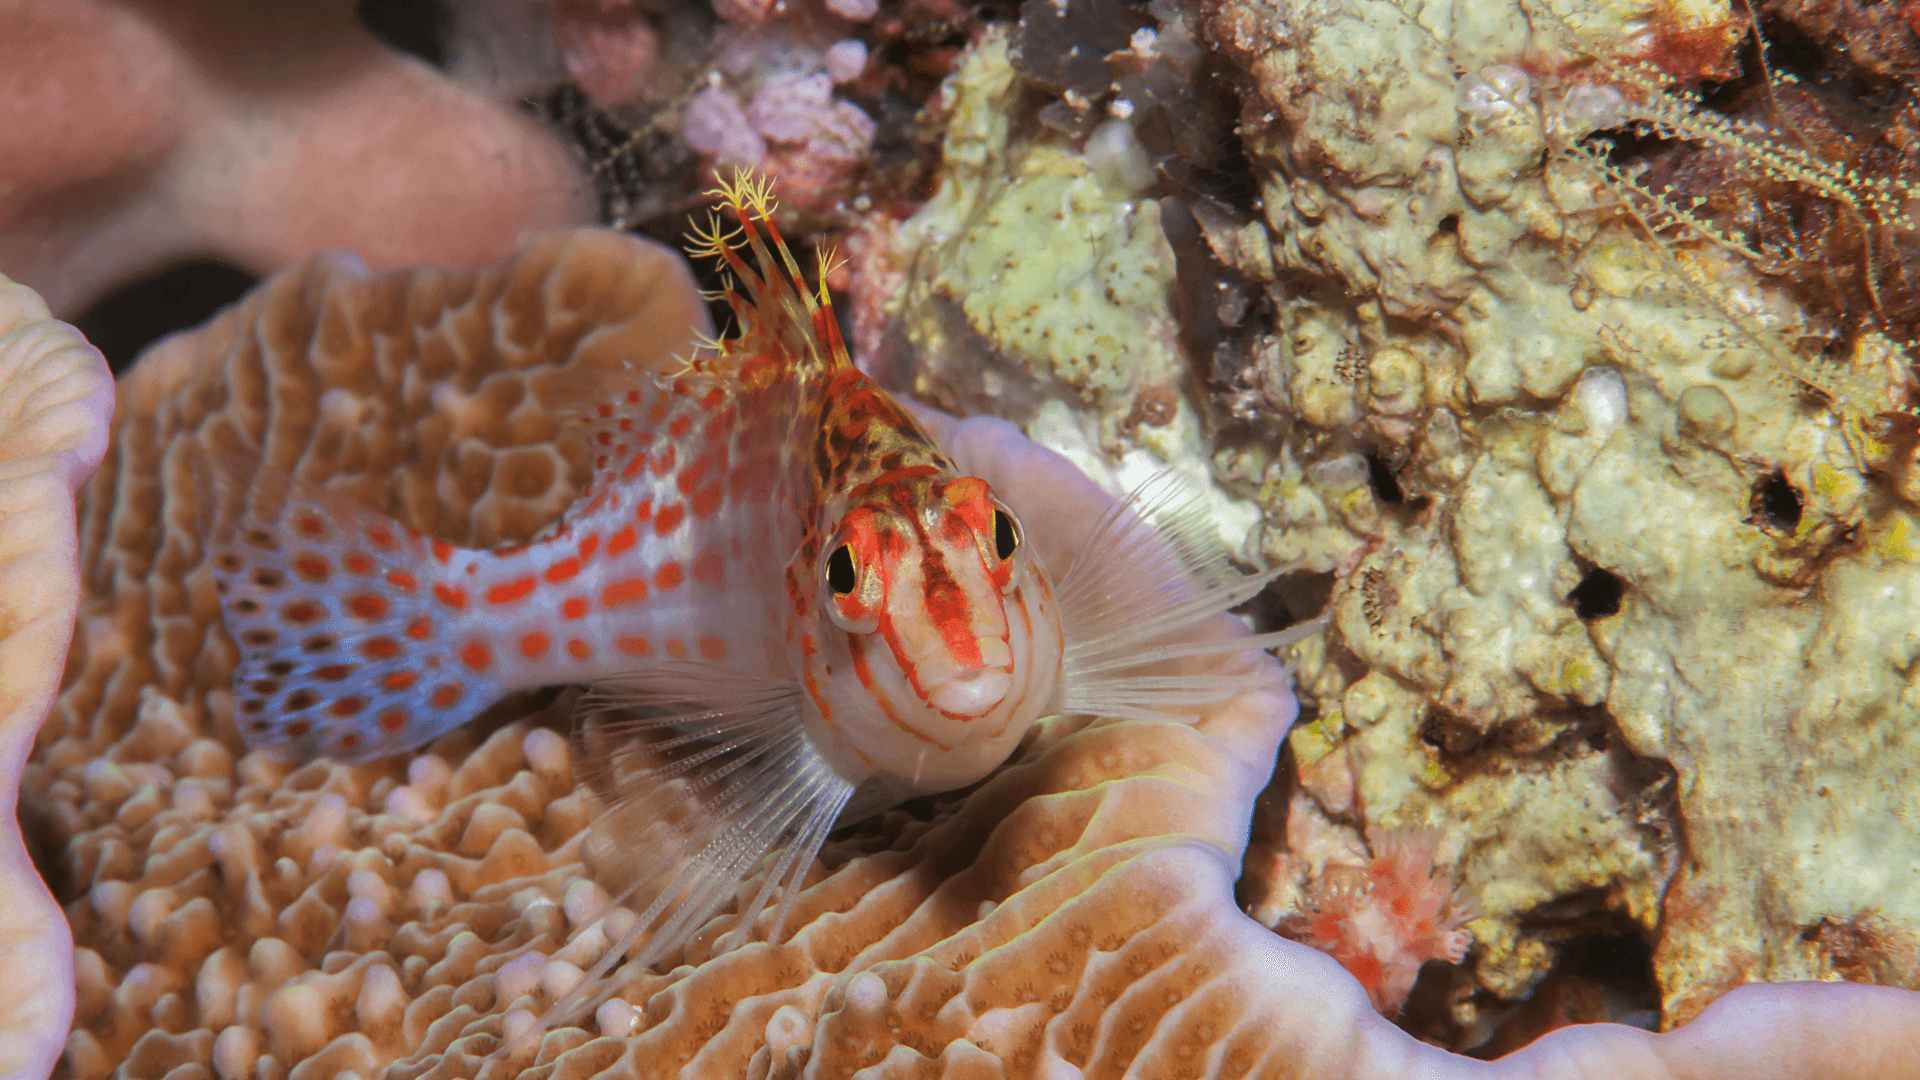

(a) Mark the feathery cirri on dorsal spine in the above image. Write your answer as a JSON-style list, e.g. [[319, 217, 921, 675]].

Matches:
[[684, 170, 852, 384]]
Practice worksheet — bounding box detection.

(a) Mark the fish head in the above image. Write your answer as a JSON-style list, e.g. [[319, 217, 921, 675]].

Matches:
[[818, 473, 1032, 719]]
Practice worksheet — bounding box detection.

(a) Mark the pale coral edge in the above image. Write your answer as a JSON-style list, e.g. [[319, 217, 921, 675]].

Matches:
[[0, 277, 114, 1080]]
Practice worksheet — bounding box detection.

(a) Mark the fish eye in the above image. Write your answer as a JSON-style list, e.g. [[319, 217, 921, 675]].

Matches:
[[992, 509, 1018, 560], [826, 544, 858, 595]]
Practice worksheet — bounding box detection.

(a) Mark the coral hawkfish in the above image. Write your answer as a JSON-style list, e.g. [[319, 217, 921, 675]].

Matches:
[[205, 171, 1303, 1028]]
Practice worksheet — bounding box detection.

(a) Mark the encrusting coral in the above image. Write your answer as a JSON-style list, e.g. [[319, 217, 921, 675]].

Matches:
[[0, 276, 114, 1080], [19, 217, 1920, 1080], [866, 0, 1920, 1045], [0, 0, 591, 318]]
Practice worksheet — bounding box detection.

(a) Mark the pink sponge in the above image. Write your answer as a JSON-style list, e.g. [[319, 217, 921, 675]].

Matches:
[[1283, 829, 1476, 1016]]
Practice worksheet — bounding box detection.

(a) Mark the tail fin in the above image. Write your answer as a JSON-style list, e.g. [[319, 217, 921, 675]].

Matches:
[[198, 452, 503, 763]]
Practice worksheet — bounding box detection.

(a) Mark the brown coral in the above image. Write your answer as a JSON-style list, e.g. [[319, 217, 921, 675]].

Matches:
[[0, 276, 114, 1080]]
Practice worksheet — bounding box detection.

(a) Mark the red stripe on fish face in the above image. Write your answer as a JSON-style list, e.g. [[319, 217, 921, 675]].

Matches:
[[848, 633, 952, 750], [899, 507, 985, 674]]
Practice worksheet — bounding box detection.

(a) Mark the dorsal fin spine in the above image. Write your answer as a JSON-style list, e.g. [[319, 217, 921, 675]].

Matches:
[[695, 169, 853, 375]]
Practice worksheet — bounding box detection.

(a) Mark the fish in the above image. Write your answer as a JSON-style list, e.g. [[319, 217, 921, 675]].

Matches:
[[202, 170, 1315, 1033]]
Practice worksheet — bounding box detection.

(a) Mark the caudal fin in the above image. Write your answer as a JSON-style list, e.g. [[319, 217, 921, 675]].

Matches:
[[199, 452, 503, 763]]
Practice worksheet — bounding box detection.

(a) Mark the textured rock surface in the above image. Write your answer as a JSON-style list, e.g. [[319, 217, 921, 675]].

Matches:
[[888, 0, 1920, 1033]]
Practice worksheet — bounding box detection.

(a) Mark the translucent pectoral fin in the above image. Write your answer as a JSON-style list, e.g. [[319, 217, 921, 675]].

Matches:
[[528, 667, 855, 1038], [1054, 472, 1319, 722]]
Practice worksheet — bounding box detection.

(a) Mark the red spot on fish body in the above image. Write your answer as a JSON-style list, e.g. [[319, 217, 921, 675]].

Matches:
[[367, 525, 397, 549], [691, 484, 723, 518], [545, 558, 580, 584], [434, 584, 467, 609], [567, 639, 591, 659], [603, 578, 648, 606], [349, 594, 390, 619], [461, 641, 493, 671], [344, 553, 375, 575], [607, 525, 636, 556], [616, 636, 652, 657], [698, 636, 727, 660], [655, 503, 685, 535], [655, 562, 684, 590], [562, 597, 589, 619], [431, 684, 463, 709], [665, 638, 687, 658], [386, 571, 417, 591], [405, 617, 433, 640], [521, 632, 551, 659], [487, 577, 536, 605], [432, 540, 453, 564], [670, 414, 693, 439], [579, 534, 600, 561], [330, 697, 366, 718], [294, 556, 331, 581], [362, 637, 401, 659], [691, 552, 724, 584], [652, 445, 677, 477], [379, 709, 407, 733], [383, 672, 417, 691]]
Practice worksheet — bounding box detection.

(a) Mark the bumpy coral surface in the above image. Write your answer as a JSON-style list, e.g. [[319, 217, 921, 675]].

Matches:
[[22, 229, 708, 1079]]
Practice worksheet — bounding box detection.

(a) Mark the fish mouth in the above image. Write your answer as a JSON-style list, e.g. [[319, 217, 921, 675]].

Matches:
[[924, 665, 1014, 717]]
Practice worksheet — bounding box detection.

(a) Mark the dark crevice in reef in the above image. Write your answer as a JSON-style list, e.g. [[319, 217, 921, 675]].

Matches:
[[1237, 569, 1337, 634], [525, 83, 703, 234], [74, 259, 260, 377], [1750, 470, 1804, 534], [1568, 564, 1625, 620], [357, 0, 450, 67], [1366, 450, 1405, 504]]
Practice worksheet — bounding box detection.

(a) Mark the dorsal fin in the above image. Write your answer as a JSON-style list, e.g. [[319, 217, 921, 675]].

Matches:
[[685, 169, 852, 385]]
